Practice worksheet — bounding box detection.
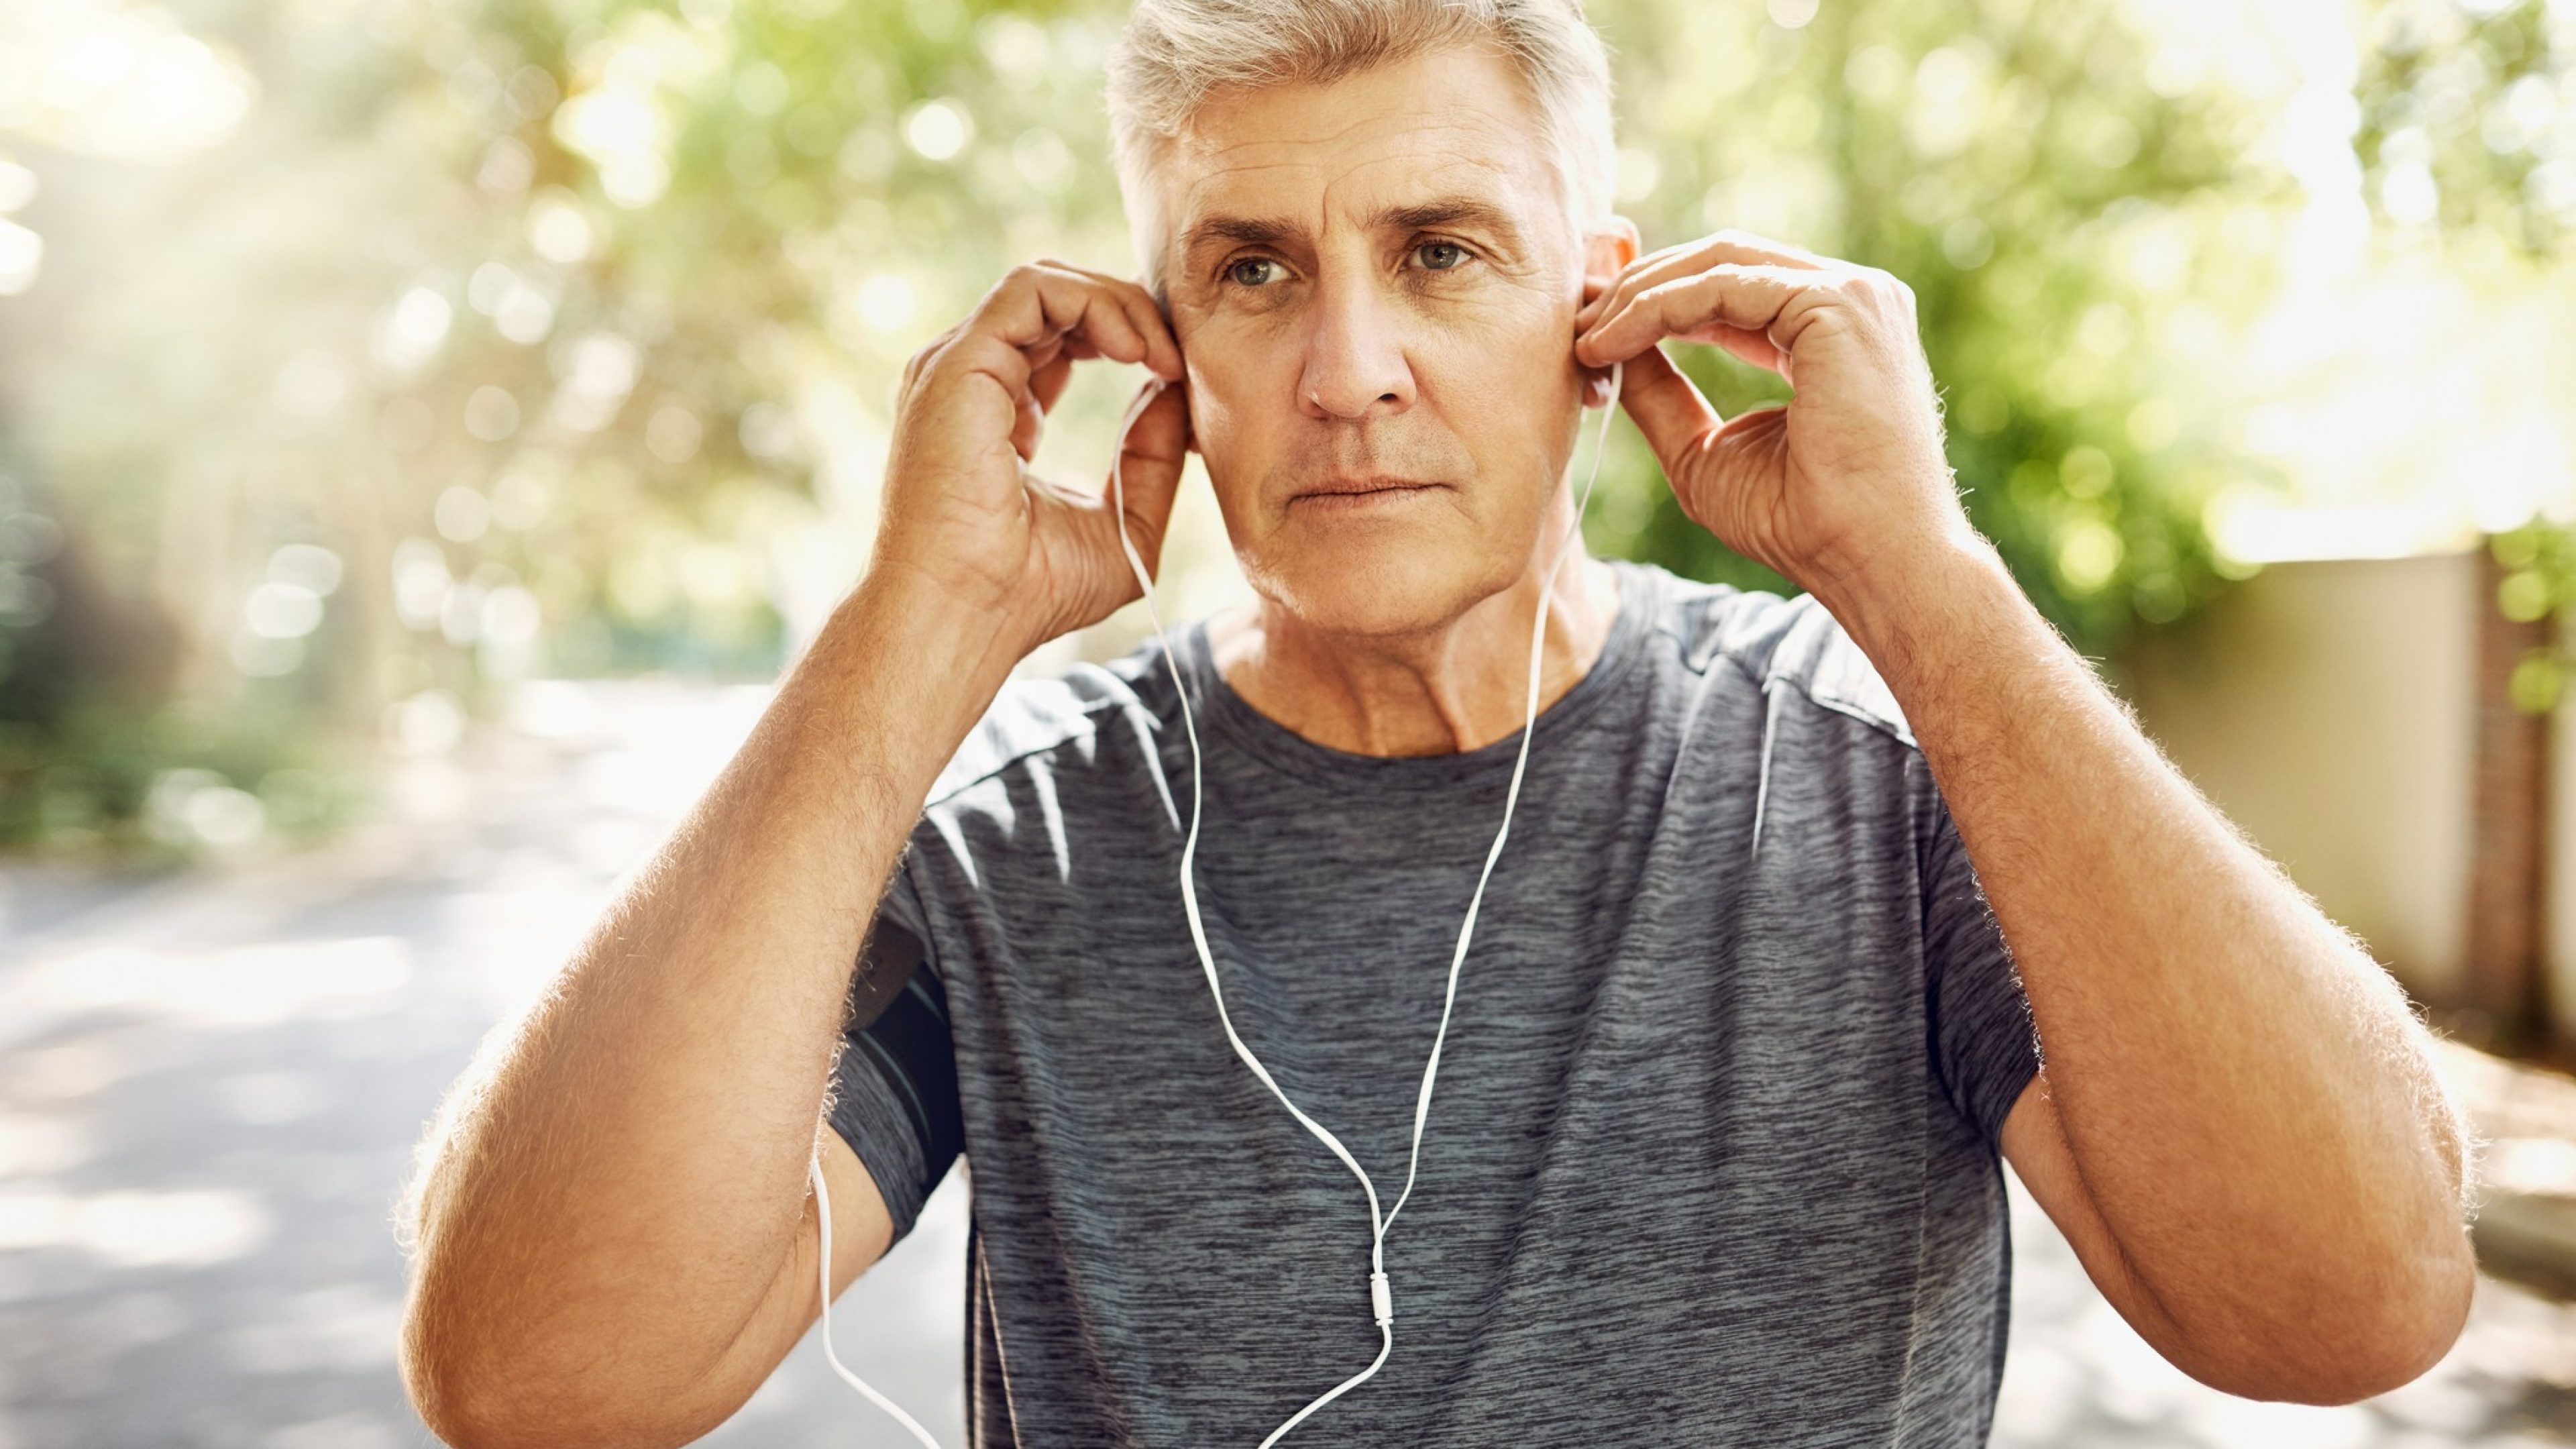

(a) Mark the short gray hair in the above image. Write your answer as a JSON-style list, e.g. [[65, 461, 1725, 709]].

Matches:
[[1104, 0, 1619, 299]]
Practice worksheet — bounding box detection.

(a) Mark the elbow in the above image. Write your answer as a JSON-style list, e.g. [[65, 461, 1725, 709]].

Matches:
[[2302, 1219, 2478, 1405], [401, 1305, 570, 1449], [405, 1350, 678, 1449], [2179, 1225, 2476, 1405], [402, 1285, 714, 1449]]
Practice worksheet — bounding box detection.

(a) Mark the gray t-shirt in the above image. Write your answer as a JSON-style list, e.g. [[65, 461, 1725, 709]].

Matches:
[[828, 555, 2041, 1447]]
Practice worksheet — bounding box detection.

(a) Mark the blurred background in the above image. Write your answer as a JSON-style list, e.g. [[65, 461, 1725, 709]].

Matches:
[[3, 0, 2576, 1443]]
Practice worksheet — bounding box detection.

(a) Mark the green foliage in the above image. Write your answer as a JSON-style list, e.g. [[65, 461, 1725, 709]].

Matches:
[[3, 0, 2341, 853], [1578, 0, 2292, 649], [0, 441, 349, 855], [2351, 0, 2575, 710], [2354, 0, 2575, 257], [2491, 519, 2575, 714]]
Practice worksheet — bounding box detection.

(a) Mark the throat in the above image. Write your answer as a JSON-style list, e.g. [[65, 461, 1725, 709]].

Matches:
[[1208, 557, 1622, 757]]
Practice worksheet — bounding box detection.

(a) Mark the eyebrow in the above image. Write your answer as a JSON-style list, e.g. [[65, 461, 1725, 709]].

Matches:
[[1177, 194, 1530, 272]]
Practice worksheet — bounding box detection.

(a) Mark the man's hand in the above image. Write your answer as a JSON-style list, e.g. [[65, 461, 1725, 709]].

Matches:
[[877, 258, 1191, 656], [1570, 230, 1964, 601]]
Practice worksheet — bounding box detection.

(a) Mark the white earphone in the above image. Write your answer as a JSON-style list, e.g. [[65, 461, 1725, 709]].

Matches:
[[811, 354, 1627, 1448]]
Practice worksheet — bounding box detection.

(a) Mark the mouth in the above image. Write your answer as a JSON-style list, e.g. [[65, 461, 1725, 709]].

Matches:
[[1288, 476, 1448, 512]]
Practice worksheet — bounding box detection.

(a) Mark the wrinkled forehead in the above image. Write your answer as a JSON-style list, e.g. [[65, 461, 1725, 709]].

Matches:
[[1150, 49, 1572, 296]]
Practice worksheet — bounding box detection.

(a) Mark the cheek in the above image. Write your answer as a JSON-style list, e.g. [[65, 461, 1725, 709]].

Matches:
[[1419, 310, 1582, 454], [1178, 321, 1287, 450], [1412, 279, 1576, 383]]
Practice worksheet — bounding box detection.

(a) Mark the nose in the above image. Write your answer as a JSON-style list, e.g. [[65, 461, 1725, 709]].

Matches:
[[1296, 270, 1415, 421]]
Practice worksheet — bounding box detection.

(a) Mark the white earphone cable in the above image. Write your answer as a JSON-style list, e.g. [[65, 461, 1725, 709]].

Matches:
[[809, 1152, 944, 1449], [812, 356, 1625, 1448]]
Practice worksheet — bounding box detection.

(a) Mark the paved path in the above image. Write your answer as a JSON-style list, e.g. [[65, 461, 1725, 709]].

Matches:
[[0, 680, 2568, 1448]]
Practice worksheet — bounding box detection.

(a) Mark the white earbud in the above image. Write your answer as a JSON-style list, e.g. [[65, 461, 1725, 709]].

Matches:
[[813, 356, 1625, 1449]]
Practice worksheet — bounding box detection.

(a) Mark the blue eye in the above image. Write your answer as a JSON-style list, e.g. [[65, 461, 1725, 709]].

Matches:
[[1415, 241, 1469, 270], [1226, 257, 1284, 287]]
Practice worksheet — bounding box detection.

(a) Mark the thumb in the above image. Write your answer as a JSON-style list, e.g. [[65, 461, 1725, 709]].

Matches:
[[1611, 342, 1723, 474], [1106, 378, 1191, 577]]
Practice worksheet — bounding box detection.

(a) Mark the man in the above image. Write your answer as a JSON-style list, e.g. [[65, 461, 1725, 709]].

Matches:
[[398, 1, 2476, 1445]]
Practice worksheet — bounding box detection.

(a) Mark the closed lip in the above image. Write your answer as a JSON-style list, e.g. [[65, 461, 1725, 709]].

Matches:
[[1291, 475, 1447, 501]]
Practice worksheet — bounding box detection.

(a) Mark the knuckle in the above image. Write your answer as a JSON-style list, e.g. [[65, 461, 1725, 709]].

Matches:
[[901, 341, 938, 388], [989, 263, 1049, 301]]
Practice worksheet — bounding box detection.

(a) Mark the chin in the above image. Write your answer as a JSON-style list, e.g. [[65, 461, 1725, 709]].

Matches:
[[1243, 531, 1513, 639]]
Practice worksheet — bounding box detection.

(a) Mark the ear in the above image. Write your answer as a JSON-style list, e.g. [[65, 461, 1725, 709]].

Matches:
[[1584, 214, 1642, 286], [1577, 216, 1642, 409]]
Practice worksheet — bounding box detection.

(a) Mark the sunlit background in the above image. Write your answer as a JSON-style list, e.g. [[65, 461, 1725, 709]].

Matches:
[[4, 0, 2576, 1444]]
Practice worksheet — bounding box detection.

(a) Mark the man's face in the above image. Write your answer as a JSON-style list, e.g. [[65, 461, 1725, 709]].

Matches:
[[1155, 46, 1631, 638]]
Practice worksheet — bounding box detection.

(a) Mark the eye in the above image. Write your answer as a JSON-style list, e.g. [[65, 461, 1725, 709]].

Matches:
[[1413, 240, 1471, 272], [1224, 256, 1285, 288]]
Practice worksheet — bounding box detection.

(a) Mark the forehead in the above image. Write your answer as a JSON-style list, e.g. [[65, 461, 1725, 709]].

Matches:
[[1159, 45, 1563, 256]]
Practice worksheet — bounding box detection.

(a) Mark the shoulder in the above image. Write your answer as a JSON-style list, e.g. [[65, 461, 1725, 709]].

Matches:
[[921, 635, 1173, 810], [1629, 559, 1917, 749]]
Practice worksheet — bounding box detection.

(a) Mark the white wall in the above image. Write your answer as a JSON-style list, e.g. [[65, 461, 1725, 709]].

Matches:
[[2117, 552, 2479, 1004]]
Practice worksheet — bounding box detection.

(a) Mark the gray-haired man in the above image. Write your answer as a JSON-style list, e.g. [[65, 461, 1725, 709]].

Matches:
[[399, 3, 2474, 1445]]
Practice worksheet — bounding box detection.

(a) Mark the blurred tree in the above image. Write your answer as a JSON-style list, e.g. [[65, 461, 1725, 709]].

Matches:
[[2349, 0, 2576, 715], [0, 0, 2343, 855], [2355, 0, 2574, 260], [1582, 0, 2294, 649]]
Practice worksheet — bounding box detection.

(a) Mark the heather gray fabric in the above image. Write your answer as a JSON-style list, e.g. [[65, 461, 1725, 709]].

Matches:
[[826, 555, 2041, 1448]]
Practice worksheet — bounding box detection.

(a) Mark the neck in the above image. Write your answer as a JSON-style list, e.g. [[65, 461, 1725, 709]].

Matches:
[[1204, 549, 1623, 758]]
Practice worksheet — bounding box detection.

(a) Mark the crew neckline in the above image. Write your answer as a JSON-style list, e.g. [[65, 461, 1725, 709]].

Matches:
[[1171, 556, 1660, 794]]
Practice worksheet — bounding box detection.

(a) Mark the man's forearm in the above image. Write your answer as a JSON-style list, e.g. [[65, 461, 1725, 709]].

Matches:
[[402, 570, 1019, 1437], [1817, 527, 2471, 1365]]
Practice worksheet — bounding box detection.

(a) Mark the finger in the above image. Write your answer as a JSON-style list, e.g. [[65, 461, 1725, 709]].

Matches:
[[1578, 235, 1711, 332], [1104, 380, 1192, 575], [1016, 352, 1071, 461], [1028, 258, 1185, 382], [1690, 229, 1835, 270], [987, 263, 1157, 374], [1029, 349, 1075, 415], [1574, 273, 1613, 331], [1574, 278, 1609, 331], [1578, 231, 1832, 334], [1577, 264, 1819, 370], [1699, 321, 1786, 375], [1611, 342, 1726, 472], [1110, 280, 1185, 382], [935, 267, 1148, 435], [1014, 390, 1043, 462]]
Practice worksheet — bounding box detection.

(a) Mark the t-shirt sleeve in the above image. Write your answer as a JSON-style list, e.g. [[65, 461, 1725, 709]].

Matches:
[[825, 857, 964, 1246], [1917, 770, 2042, 1148]]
